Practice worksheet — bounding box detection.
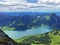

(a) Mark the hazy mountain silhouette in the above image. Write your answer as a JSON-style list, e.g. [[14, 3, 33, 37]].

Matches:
[[0, 13, 60, 31]]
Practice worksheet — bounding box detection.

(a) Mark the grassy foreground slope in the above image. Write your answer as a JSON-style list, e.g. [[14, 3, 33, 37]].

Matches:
[[15, 30, 60, 45]]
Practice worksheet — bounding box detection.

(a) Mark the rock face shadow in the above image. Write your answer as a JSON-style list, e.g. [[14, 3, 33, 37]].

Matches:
[[0, 29, 18, 45]]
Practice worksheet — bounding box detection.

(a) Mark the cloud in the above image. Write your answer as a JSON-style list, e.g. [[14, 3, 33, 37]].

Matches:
[[0, 0, 60, 12]]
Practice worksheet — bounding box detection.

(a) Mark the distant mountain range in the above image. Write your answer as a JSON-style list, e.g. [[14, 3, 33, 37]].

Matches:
[[0, 12, 60, 31], [0, 12, 60, 45]]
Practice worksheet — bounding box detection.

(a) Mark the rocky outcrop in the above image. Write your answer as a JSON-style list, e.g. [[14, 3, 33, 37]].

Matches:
[[0, 29, 18, 45]]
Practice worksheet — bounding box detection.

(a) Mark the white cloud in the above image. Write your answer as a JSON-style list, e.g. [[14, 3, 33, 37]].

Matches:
[[0, 0, 60, 12]]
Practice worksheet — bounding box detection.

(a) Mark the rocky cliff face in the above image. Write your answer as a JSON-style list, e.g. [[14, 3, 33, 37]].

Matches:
[[0, 29, 18, 45]]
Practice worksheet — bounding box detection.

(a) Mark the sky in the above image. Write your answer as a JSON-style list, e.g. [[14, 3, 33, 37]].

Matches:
[[0, 0, 60, 12]]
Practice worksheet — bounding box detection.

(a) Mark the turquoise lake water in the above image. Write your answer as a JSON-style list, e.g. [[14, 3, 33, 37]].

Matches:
[[4, 25, 51, 39]]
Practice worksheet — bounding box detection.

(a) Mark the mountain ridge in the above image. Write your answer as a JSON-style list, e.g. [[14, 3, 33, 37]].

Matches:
[[0, 29, 18, 45], [0, 13, 60, 31]]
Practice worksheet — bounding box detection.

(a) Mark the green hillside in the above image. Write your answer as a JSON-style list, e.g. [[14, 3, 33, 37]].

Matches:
[[14, 30, 60, 45]]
